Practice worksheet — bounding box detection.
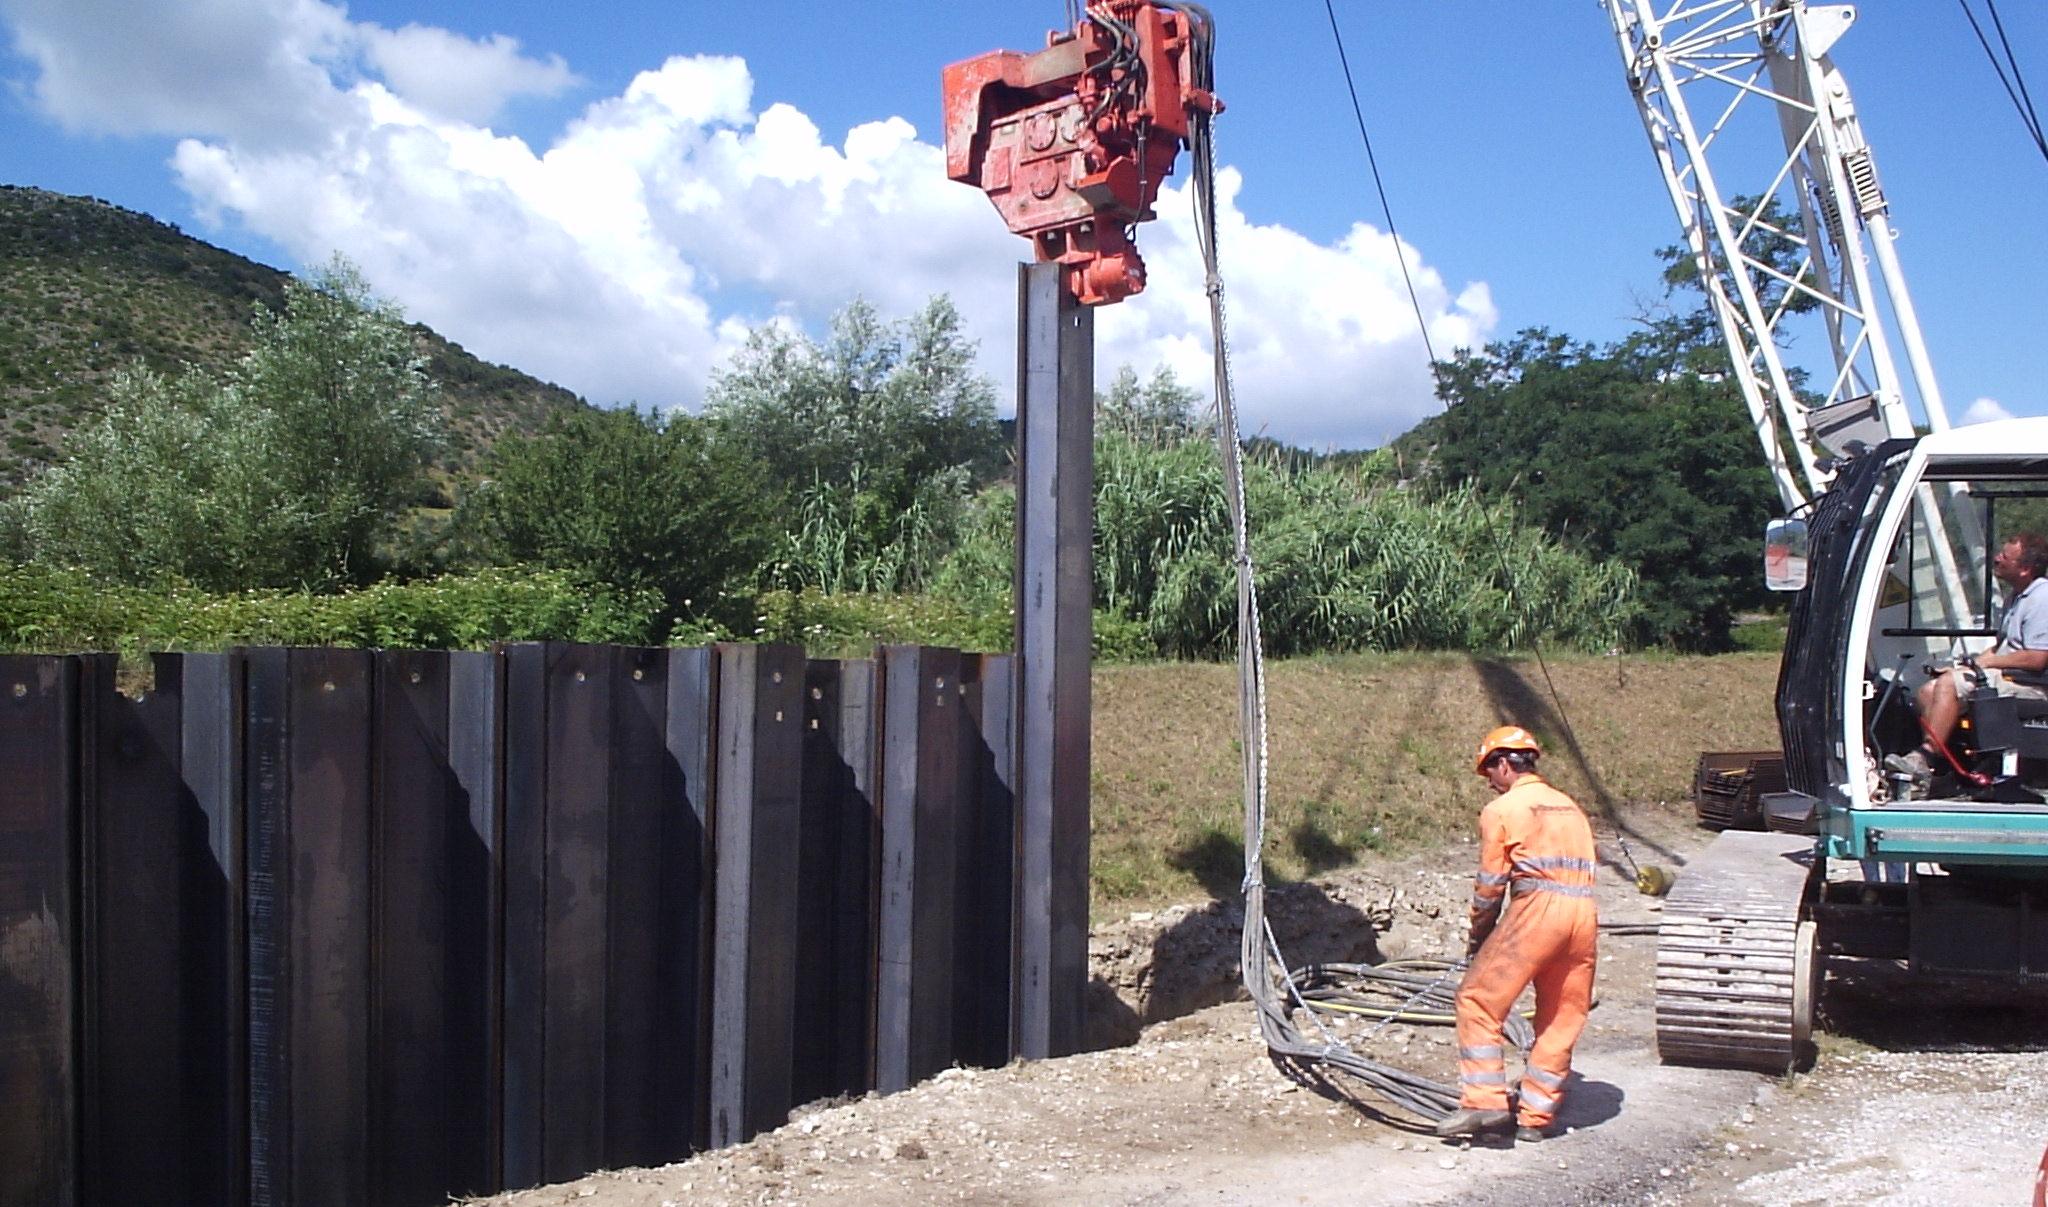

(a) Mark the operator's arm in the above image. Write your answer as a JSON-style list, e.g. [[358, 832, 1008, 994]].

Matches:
[[1977, 647, 2048, 675], [1467, 801, 1511, 954], [1984, 580, 2048, 675]]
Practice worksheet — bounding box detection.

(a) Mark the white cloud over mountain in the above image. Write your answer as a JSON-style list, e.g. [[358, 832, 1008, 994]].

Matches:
[[0, 0, 1495, 447]]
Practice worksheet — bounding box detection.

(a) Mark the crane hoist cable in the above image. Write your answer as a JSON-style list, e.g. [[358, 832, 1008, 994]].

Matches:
[[1315, 0, 1651, 886], [1160, 1, 1481, 1124], [1195, 3, 1664, 1123]]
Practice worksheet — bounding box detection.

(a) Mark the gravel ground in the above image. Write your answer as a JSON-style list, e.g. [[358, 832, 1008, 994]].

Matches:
[[1645, 960, 2048, 1207], [475, 814, 2048, 1207], [1655, 1047, 2048, 1205]]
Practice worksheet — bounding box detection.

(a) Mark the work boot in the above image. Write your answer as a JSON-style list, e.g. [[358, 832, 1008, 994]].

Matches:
[[1432, 1108, 1511, 1138], [1884, 748, 1933, 782], [1515, 1125, 1547, 1143]]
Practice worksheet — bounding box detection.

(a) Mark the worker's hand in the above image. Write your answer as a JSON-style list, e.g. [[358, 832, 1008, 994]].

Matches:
[[1464, 931, 1487, 959]]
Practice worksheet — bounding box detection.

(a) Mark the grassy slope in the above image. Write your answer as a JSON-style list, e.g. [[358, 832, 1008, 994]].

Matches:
[[1091, 650, 1781, 909], [0, 185, 589, 487]]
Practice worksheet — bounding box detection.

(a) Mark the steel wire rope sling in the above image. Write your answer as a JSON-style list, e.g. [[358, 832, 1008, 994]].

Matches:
[[1164, 3, 1492, 1123]]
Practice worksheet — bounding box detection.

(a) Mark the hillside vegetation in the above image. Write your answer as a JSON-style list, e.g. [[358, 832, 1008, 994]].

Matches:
[[3, 182, 1792, 679], [0, 185, 586, 485], [0, 184, 1792, 904]]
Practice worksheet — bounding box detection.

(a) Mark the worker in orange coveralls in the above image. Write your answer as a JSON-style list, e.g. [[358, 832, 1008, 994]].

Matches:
[[1434, 726, 1599, 1143]]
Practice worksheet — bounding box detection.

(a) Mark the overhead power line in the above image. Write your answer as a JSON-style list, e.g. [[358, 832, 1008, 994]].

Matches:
[[1958, 0, 2048, 166], [1316, 0, 1636, 872]]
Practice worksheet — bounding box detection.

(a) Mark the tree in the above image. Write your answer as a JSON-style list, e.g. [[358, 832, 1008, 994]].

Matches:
[[1645, 194, 1823, 377], [230, 259, 441, 585], [1098, 364, 1207, 447], [17, 258, 440, 590], [11, 366, 224, 584], [459, 407, 774, 628], [1407, 326, 1776, 648], [1387, 209, 1819, 650], [706, 295, 1005, 593], [708, 296, 1003, 493]]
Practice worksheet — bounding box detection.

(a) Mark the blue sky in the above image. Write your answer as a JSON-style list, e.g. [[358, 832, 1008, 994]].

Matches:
[[2, 1, 2041, 448]]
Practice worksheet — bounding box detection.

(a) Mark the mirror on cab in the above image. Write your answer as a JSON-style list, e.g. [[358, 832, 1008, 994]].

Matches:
[[1765, 517, 1809, 591]]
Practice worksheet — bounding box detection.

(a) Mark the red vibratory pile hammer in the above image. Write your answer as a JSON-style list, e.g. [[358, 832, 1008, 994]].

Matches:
[[941, 2, 1222, 307]]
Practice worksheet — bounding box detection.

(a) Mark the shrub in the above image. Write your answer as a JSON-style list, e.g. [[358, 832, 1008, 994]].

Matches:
[[744, 589, 1009, 658], [930, 432, 1642, 659], [0, 564, 664, 656], [15, 258, 440, 591]]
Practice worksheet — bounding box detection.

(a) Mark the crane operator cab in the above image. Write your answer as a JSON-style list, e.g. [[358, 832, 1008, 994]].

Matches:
[[1651, 420, 2048, 1074], [1770, 417, 2048, 892]]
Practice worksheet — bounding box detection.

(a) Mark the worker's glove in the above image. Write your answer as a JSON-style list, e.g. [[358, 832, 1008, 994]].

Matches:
[[1958, 655, 1987, 687]]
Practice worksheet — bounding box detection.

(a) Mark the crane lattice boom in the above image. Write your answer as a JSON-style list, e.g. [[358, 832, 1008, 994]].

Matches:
[[1603, 0, 1953, 512]]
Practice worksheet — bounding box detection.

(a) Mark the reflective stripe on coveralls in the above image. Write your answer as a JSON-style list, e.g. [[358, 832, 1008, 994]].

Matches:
[[1455, 773, 1598, 1129]]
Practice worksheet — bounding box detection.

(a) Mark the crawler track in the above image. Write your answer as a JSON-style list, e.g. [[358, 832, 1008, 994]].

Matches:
[[1655, 830, 1819, 1072]]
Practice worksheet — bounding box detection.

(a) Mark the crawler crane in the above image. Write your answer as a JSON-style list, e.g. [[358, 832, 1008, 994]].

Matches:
[[1607, 0, 2048, 1070]]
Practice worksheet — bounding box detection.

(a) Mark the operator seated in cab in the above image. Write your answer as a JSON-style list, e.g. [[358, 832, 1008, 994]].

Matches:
[[1888, 532, 2048, 787]]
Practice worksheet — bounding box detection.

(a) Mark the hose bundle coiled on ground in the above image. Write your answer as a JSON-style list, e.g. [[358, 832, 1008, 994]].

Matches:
[[1291, 960, 1537, 1051]]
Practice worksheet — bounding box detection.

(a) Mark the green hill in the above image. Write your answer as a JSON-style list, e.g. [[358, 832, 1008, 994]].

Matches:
[[0, 184, 589, 487]]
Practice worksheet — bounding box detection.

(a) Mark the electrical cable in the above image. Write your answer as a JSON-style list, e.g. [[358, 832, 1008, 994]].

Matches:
[[1291, 960, 1538, 1048], [1084, 6, 1147, 127], [1986, 0, 2042, 130]]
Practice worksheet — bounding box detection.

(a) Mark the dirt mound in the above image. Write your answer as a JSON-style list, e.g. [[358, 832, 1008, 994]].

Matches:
[[476, 805, 2045, 1207], [1085, 859, 1473, 1048]]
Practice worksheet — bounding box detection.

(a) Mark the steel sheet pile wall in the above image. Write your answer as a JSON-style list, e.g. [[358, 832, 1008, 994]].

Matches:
[[79, 652, 245, 1203], [0, 654, 80, 1207], [796, 656, 879, 1105], [246, 647, 505, 1205], [0, 642, 1032, 1205], [371, 648, 501, 1201]]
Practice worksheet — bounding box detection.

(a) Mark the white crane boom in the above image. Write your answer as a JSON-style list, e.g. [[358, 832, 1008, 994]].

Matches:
[[1602, 1, 1954, 514]]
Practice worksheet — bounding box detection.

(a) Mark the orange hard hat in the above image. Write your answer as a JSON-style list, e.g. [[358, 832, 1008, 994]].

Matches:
[[1474, 725, 1542, 774]]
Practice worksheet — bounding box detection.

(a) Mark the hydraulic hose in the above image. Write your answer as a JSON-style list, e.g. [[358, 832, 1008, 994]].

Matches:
[[1170, 5, 1485, 1121], [1291, 960, 1539, 1049]]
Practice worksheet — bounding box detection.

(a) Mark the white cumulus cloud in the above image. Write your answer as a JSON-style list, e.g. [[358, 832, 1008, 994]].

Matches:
[[1103, 168, 1495, 448], [0, 0, 355, 146], [1961, 396, 2015, 426], [357, 25, 577, 125], [1, 0, 1495, 446]]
